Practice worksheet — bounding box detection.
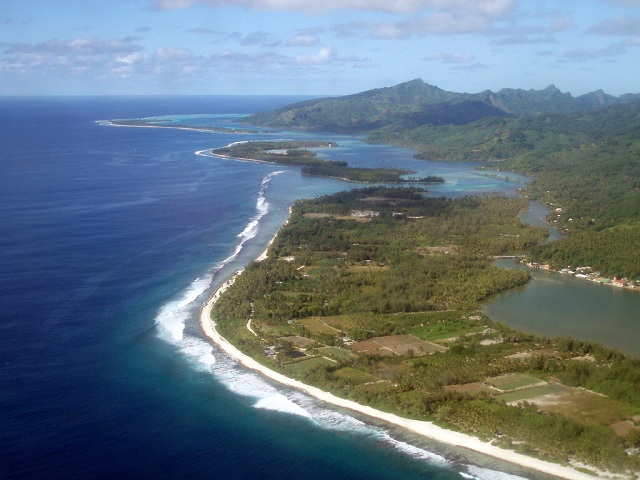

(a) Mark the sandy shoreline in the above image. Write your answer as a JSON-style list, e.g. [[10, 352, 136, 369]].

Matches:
[[199, 272, 600, 480]]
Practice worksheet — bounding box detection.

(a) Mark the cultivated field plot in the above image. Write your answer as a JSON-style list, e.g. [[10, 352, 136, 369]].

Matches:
[[278, 336, 316, 348], [298, 317, 345, 336], [349, 339, 395, 356], [281, 357, 336, 376], [259, 323, 297, 337], [334, 367, 381, 385], [498, 383, 640, 427], [318, 346, 355, 361], [303, 212, 373, 222], [409, 319, 485, 342], [346, 264, 390, 273], [350, 334, 447, 356], [497, 383, 564, 403], [487, 373, 547, 391]]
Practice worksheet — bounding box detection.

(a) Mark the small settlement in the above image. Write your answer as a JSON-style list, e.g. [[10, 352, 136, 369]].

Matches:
[[524, 262, 639, 291]]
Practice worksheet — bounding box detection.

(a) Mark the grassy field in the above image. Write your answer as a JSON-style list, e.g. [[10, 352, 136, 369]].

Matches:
[[409, 320, 485, 341], [497, 383, 640, 428], [334, 367, 381, 385], [298, 316, 350, 336], [487, 373, 547, 391], [350, 334, 446, 356], [318, 346, 355, 361], [497, 383, 564, 402], [280, 357, 336, 376]]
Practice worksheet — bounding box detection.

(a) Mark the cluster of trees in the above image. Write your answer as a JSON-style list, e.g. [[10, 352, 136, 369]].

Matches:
[[528, 226, 640, 279], [302, 163, 444, 183], [215, 187, 543, 324], [212, 141, 443, 183], [212, 187, 640, 472], [368, 100, 640, 280], [212, 140, 332, 166]]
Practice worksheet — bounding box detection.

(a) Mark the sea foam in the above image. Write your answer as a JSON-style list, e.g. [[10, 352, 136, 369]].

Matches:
[[155, 171, 282, 352], [153, 169, 512, 478], [462, 465, 531, 480]]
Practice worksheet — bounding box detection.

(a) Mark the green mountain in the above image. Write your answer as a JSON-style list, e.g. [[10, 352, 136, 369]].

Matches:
[[244, 79, 636, 133], [245, 79, 640, 279]]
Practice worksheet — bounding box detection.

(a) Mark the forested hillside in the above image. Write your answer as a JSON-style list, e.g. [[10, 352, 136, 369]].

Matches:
[[242, 80, 640, 280], [243, 79, 637, 133], [369, 100, 640, 279]]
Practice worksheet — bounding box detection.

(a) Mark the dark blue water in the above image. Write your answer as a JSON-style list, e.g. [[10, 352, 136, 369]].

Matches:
[[0, 97, 554, 480]]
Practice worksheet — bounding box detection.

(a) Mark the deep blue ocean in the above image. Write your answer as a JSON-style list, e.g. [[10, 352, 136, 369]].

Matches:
[[1, 96, 561, 480]]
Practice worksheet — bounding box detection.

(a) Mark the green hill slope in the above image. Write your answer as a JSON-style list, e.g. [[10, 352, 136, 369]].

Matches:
[[244, 79, 636, 133]]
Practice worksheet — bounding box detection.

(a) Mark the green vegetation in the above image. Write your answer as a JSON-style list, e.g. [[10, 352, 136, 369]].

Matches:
[[241, 80, 640, 280], [244, 79, 637, 133], [368, 100, 640, 279], [213, 140, 334, 165], [212, 141, 444, 184], [212, 187, 640, 474]]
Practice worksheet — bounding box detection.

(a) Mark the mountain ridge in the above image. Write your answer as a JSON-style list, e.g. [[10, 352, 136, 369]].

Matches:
[[244, 79, 639, 133]]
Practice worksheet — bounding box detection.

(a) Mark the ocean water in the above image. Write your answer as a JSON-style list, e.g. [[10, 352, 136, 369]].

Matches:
[[0, 96, 558, 480]]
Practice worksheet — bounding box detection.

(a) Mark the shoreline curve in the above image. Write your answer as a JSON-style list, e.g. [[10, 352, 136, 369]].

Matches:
[[199, 269, 598, 480]]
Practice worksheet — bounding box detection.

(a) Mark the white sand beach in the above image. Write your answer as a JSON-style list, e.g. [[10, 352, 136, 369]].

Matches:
[[199, 273, 605, 480]]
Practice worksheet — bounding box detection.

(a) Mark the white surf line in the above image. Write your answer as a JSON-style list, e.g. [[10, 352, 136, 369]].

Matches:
[[199, 280, 602, 480]]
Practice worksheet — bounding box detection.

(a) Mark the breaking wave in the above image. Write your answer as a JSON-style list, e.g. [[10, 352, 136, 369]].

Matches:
[[155, 170, 284, 373], [154, 170, 530, 480]]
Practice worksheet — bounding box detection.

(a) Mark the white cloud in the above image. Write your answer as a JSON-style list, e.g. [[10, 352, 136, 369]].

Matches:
[[491, 35, 557, 45], [559, 42, 628, 63], [335, 10, 501, 39], [586, 15, 640, 35], [403, 12, 492, 34], [241, 31, 277, 46], [206, 50, 294, 74], [187, 27, 224, 35], [0, 36, 203, 79], [0, 37, 143, 74], [286, 34, 320, 47], [154, 47, 195, 61], [224, 30, 280, 46], [153, 0, 515, 16], [426, 50, 475, 63], [295, 47, 335, 64]]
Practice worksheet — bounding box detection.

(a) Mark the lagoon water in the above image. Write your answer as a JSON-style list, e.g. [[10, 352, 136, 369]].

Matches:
[[484, 259, 640, 357], [1, 96, 635, 479]]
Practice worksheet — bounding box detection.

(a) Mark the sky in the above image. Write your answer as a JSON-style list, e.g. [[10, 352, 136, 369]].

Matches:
[[1, 0, 639, 96]]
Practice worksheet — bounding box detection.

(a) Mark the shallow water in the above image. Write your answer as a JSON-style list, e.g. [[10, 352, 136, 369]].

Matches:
[[0, 96, 613, 479]]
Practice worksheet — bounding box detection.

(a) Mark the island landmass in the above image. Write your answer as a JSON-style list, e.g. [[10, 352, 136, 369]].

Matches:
[[208, 140, 445, 184], [207, 81, 640, 478], [207, 187, 640, 479], [109, 81, 640, 478]]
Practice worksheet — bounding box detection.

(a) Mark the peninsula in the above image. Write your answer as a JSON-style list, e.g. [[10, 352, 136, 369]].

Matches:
[[204, 187, 640, 479], [208, 140, 445, 184], [109, 118, 257, 134]]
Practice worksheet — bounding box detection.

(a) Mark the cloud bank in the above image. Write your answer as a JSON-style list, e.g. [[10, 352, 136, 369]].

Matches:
[[153, 0, 515, 16]]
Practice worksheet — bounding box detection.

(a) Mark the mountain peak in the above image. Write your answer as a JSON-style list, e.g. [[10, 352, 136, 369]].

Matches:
[[244, 80, 632, 132]]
